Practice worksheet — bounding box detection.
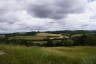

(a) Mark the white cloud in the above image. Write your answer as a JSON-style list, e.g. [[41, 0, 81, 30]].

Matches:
[[0, 0, 96, 33], [63, 1, 96, 30]]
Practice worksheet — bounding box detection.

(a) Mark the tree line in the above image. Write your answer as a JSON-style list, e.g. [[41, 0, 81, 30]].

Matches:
[[0, 34, 96, 47]]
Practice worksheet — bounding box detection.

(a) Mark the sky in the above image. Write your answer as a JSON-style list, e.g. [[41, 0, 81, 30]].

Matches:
[[0, 0, 96, 33]]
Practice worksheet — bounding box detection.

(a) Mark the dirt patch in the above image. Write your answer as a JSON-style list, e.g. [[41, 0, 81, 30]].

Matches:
[[0, 50, 6, 55]]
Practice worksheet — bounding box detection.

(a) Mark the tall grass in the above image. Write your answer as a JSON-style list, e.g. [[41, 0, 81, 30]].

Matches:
[[82, 56, 96, 64], [0, 45, 96, 64]]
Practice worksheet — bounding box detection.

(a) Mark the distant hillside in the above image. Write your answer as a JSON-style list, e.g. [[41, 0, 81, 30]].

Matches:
[[1, 30, 96, 36], [45, 30, 96, 34]]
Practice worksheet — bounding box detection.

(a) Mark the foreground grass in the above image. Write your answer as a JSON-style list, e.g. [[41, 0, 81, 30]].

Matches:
[[0, 45, 96, 64]]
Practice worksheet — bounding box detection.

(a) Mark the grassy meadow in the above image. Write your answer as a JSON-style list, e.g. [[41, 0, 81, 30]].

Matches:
[[0, 45, 96, 64], [0, 31, 96, 64]]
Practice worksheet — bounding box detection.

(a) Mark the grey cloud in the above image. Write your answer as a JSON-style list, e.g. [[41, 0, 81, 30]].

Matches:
[[18, 25, 46, 31], [1, 0, 95, 33], [29, 5, 51, 18], [27, 0, 87, 19], [0, 0, 22, 24]]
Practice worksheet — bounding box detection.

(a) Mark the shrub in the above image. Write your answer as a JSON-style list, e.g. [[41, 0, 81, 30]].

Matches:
[[61, 39, 74, 46]]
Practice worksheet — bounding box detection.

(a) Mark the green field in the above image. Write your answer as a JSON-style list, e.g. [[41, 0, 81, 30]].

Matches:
[[0, 45, 96, 64], [8, 33, 62, 40]]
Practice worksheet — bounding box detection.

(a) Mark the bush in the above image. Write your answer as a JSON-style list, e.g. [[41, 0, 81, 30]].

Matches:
[[46, 39, 53, 47], [86, 35, 96, 45], [62, 39, 74, 46], [60, 38, 74, 46]]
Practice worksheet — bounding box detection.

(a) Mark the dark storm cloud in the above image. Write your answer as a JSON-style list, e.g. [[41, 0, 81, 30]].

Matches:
[[29, 5, 51, 18], [27, 0, 87, 19]]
